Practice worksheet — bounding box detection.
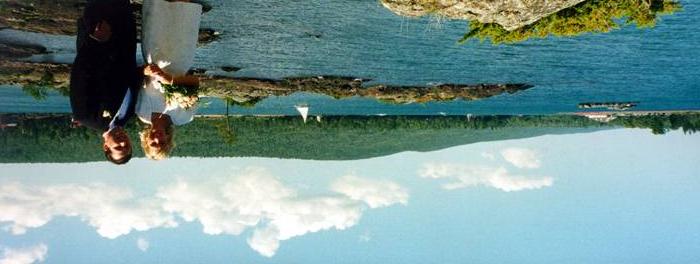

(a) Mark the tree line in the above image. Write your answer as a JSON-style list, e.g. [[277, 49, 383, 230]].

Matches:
[[1, 113, 697, 163]]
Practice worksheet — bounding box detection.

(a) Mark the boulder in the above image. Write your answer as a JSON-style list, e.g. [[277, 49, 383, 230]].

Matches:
[[381, 0, 587, 31]]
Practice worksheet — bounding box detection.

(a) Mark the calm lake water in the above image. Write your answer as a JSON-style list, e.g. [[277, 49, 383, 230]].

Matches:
[[1, 0, 699, 115]]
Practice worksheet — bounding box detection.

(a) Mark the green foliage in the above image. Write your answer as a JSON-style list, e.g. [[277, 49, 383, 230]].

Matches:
[[21, 72, 54, 100], [460, 0, 682, 44], [55, 85, 71, 97], [611, 113, 700, 135], [3, 113, 697, 163], [1, 114, 610, 163], [22, 84, 50, 100], [226, 97, 263, 108], [0, 115, 143, 162], [215, 115, 238, 145], [161, 83, 199, 98]]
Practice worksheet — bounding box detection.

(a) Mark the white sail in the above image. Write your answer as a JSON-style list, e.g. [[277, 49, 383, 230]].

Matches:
[[295, 105, 309, 123]]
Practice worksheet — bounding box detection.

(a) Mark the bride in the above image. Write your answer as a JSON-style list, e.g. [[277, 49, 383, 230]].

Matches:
[[136, 0, 203, 160]]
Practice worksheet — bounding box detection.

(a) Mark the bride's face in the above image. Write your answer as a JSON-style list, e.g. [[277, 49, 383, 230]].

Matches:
[[147, 127, 171, 151]]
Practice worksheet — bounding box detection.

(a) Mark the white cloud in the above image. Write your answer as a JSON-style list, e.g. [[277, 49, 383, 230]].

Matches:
[[359, 231, 372, 242], [0, 168, 408, 258], [501, 148, 541, 169], [480, 152, 496, 160], [0, 244, 48, 264], [419, 163, 553, 192], [157, 167, 407, 257], [331, 175, 409, 208], [0, 183, 177, 239], [136, 238, 150, 252]]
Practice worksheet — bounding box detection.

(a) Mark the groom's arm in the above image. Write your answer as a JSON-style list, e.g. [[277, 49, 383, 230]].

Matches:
[[111, 0, 137, 69], [69, 67, 110, 131], [109, 65, 145, 129]]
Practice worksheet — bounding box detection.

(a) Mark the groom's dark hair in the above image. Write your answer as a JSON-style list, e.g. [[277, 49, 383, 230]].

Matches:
[[105, 149, 133, 165]]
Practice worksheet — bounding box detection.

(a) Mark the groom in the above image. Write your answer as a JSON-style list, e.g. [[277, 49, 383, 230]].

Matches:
[[70, 0, 139, 165]]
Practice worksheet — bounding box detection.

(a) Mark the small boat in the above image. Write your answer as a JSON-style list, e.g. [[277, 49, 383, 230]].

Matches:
[[0, 123, 18, 129], [295, 104, 309, 123]]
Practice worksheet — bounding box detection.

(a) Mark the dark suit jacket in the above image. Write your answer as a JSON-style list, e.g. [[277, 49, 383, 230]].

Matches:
[[70, 0, 138, 131]]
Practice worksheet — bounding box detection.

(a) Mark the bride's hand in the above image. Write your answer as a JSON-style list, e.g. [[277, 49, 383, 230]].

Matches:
[[144, 64, 163, 77], [144, 64, 172, 84]]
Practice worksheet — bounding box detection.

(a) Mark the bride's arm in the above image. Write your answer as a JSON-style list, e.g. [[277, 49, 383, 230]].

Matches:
[[166, 75, 199, 88], [144, 64, 199, 87]]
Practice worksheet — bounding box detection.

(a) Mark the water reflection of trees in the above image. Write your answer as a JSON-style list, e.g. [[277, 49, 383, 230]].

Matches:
[[462, 0, 681, 44]]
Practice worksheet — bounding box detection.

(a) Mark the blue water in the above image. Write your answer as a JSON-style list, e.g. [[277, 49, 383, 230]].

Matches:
[[1, 0, 699, 115]]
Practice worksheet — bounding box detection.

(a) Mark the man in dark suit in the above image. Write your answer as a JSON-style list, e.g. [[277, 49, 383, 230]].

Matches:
[[70, 0, 139, 165]]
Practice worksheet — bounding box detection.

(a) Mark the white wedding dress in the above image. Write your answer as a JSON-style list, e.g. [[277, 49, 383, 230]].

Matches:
[[136, 0, 202, 125]]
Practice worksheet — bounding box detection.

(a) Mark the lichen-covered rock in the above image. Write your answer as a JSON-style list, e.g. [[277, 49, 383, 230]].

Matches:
[[198, 74, 533, 105], [380, 0, 587, 31], [0, 42, 48, 59], [0, 60, 71, 92], [0, 61, 532, 106]]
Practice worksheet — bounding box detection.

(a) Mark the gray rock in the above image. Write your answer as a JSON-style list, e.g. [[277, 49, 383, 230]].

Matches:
[[381, 0, 587, 31]]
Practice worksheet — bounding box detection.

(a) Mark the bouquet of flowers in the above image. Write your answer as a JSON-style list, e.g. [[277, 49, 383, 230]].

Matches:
[[160, 83, 199, 110]]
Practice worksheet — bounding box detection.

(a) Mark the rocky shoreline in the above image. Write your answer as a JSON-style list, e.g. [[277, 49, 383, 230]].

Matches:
[[380, 0, 586, 31], [200, 74, 532, 104], [0, 41, 48, 60], [0, 59, 532, 105], [0, 60, 71, 93], [0, 0, 219, 45]]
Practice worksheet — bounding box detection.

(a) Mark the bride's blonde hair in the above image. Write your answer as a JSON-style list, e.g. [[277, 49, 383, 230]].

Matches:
[[139, 125, 175, 160]]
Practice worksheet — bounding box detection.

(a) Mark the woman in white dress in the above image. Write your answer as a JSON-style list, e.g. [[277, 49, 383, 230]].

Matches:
[[136, 0, 203, 160]]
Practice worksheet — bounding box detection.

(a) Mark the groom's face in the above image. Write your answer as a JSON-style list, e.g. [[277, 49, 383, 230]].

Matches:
[[103, 128, 132, 164], [91, 20, 112, 42]]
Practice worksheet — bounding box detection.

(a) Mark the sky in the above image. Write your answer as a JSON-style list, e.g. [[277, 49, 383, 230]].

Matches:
[[0, 128, 699, 264]]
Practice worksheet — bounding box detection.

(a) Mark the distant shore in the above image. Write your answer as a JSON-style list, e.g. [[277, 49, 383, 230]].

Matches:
[[570, 110, 700, 116], [3, 110, 699, 121]]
